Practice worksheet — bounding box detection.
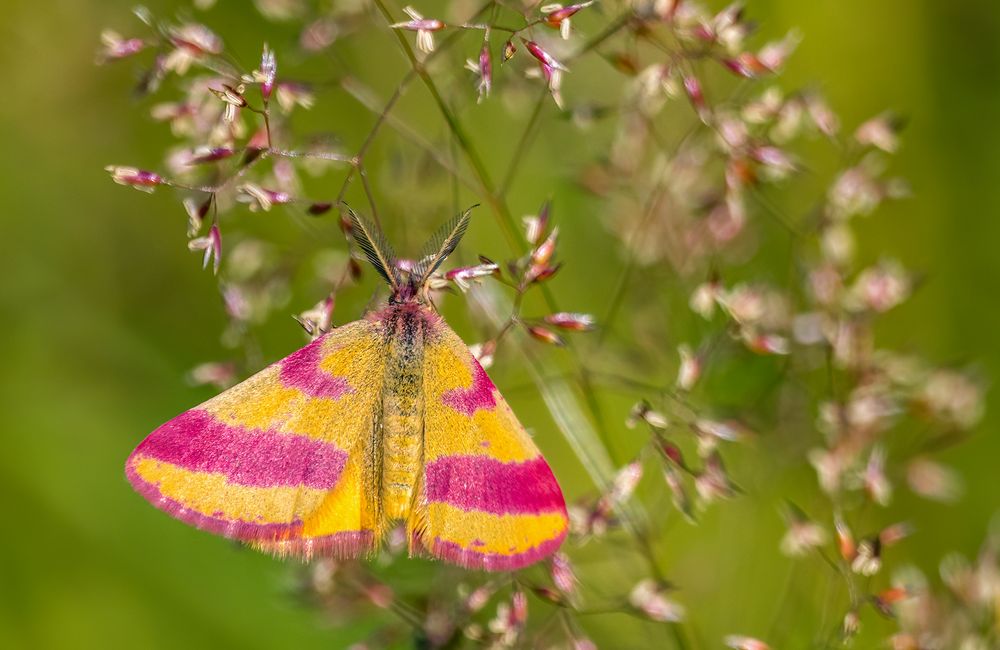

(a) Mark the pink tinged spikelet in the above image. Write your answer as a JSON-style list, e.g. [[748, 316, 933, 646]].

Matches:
[[238, 183, 293, 211], [257, 44, 277, 101], [872, 587, 909, 617], [626, 401, 668, 429], [465, 585, 493, 613], [919, 370, 983, 429], [511, 590, 528, 626], [744, 331, 790, 355], [502, 39, 517, 62], [469, 341, 495, 369], [611, 461, 643, 502], [275, 81, 315, 111], [169, 23, 223, 55], [211, 84, 247, 122], [183, 197, 210, 237], [391, 6, 445, 53], [524, 40, 565, 72], [864, 446, 892, 506], [659, 440, 687, 469], [848, 261, 910, 313], [164, 24, 222, 75], [750, 145, 795, 178], [550, 552, 577, 595], [527, 325, 565, 346], [724, 636, 770, 650], [105, 166, 163, 192], [532, 586, 566, 606], [187, 146, 236, 164], [758, 30, 800, 70], [542, 2, 594, 39], [188, 223, 222, 274], [695, 418, 749, 444], [295, 297, 335, 338], [445, 263, 498, 291], [188, 361, 237, 389], [855, 112, 901, 153], [879, 522, 913, 548], [676, 344, 701, 390], [690, 280, 722, 318], [629, 579, 684, 622], [543, 312, 595, 331], [523, 202, 551, 245], [664, 465, 694, 521], [98, 30, 145, 63], [476, 43, 492, 102], [526, 227, 560, 283], [907, 458, 963, 502], [683, 75, 709, 121], [694, 452, 735, 503], [532, 226, 558, 264], [780, 517, 827, 556], [835, 516, 857, 562], [523, 40, 567, 107], [851, 538, 882, 575]]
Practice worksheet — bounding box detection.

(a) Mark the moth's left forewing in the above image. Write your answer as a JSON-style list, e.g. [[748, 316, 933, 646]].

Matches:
[[126, 318, 386, 559], [413, 316, 569, 571]]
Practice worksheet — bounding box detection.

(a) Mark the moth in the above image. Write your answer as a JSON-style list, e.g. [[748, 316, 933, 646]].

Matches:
[[126, 208, 569, 571]]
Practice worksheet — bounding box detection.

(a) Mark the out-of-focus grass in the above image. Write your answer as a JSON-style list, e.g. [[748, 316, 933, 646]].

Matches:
[[1, 0, 999, 647]]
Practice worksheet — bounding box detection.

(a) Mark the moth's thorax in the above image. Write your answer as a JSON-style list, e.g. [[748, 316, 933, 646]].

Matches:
[[378, 303, 431, 523], [368, 299, 443, 333]]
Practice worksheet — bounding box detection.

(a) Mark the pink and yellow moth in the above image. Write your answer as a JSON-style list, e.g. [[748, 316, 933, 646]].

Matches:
[[126, 208, 568, 571]]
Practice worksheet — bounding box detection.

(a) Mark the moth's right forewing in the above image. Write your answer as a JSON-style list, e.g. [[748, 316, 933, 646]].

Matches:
[[412, 317, 568, 571]]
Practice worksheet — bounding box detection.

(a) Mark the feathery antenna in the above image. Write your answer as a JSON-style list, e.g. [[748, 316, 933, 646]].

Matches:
[[344, 204, 400, 291], [413, 206, 477, 285]]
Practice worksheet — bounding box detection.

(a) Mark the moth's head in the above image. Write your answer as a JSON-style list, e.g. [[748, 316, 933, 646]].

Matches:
[[345, 205, 475, 305]]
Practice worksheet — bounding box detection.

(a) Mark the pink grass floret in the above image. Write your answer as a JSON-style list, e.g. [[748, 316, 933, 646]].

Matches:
[[131, 409, 348, 489], [425, 455, 566, 515]]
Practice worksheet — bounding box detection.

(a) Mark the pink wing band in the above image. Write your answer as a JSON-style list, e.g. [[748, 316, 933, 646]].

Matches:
[[440, 361, 497, 416], [129, 409, 348, 489], [424, 455, 566, 515], [278, 338, 354, 399]]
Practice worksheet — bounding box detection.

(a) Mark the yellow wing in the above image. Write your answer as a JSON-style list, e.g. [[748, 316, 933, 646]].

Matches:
[[126, 318, 386, 559], [412, 318, 568, 571]]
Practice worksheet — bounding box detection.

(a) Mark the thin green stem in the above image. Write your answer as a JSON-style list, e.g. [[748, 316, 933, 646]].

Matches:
[[498, 85, 549, 199]]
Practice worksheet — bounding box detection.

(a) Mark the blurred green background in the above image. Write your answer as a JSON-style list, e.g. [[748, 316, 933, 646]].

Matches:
[[2, 0, 999, 648]]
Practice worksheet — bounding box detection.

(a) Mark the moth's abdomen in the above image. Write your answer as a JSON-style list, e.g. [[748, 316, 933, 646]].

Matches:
[[381, 307, 425, 522]]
